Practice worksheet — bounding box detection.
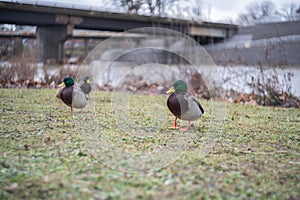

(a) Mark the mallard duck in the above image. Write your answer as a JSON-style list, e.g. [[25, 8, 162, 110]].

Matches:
[[166, 80, 204, 131], [78, 76, 92, 99], [58, 76, 87, 113]]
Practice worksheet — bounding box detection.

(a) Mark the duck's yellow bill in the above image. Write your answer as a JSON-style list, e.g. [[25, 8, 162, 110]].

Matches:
[[58, 82, 65, 87], [166, 87, 175, 94], [87, 79, 90, 84]]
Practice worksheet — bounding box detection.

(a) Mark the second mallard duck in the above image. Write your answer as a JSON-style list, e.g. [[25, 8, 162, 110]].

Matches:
[[166, 80, 204, 131], [58, 76, 87, 113], [78, 76, 92, 99]]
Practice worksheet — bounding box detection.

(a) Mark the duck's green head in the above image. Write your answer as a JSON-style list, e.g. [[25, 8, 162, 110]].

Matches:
[[59, 76, 74, 87], [166, 80, 187, 94], [83, 76, 90, 84]]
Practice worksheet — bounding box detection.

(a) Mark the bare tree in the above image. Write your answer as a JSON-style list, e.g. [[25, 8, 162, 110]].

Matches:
[[96, 0, 126, 12], [164, 0, 202, 20], [114, 0, 188, 17], [191, 3, 202, 20], [237, 1, 276, 26], [123, 0, 143, 14], [141, 0, 180, 16], [142, 0, 161, 15], [99, 0, 202, 20], [276, 3, 300, 21]]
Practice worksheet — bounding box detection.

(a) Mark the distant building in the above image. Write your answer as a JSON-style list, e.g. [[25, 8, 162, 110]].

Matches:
[[205, 20, 300, 65]]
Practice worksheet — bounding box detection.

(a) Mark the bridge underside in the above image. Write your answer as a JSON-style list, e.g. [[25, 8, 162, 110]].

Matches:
[[0, 2, 237, 63]]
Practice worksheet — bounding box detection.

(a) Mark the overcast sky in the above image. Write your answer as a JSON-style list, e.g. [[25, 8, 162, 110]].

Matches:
[[201, 0, 299, 21], [17, 0, 300, 22]]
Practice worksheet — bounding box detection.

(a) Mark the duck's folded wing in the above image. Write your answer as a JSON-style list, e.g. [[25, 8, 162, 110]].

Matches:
[[190, 96, 204, 114], [78, 80, 84, 87], [72, 87, 87, 108]]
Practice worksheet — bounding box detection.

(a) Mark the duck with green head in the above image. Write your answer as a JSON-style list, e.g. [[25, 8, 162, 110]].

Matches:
[[57, 76, 87, 113], [78, 76, 92, 99], [166, 80, 204, 131]]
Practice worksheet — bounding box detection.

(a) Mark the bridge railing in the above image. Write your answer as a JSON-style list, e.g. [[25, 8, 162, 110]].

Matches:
[[0, 0, 114, 12]]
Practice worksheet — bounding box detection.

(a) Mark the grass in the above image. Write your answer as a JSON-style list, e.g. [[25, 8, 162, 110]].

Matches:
[[0, 88, 299, 199]]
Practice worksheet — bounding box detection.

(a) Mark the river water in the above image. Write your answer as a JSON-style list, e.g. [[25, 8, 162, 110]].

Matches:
[[215, 65, 300, 97], [78, 61, 300, 97], [2, 61, 298, 97]]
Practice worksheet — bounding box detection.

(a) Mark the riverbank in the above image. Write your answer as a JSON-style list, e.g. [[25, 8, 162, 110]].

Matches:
[[1, 61, 299, 108]]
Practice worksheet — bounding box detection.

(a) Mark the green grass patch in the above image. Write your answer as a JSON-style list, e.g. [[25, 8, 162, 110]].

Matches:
[[0, 89, 299, 199]]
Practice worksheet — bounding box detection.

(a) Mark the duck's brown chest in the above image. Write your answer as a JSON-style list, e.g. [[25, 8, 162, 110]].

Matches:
[[60, 86, 73, 107], [167, 93, 188, 119]]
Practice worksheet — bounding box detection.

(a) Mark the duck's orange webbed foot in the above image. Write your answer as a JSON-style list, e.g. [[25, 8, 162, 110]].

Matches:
[[179, 121, 191, 131], [169, 117, 180, 129]]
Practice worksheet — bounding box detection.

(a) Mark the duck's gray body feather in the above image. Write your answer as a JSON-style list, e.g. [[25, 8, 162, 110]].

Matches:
[[180, 94, 204, 121], [72, 86, 87, 108]]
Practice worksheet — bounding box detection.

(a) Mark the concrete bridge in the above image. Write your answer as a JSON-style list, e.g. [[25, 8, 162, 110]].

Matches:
[[0, 1, 237, 63]]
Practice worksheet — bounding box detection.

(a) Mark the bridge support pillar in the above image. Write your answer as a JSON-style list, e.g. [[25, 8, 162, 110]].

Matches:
[[13, 37, 23, 56], [37, 26, 69, 63]]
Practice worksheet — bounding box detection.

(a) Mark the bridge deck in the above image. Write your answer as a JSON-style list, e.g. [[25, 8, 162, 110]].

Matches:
[[0, 1, 237, 37]]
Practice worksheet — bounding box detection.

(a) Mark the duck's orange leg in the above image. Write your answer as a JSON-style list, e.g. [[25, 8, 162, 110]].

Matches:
[[169, 117, 180, 129], [180, 121, 191, 131]]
